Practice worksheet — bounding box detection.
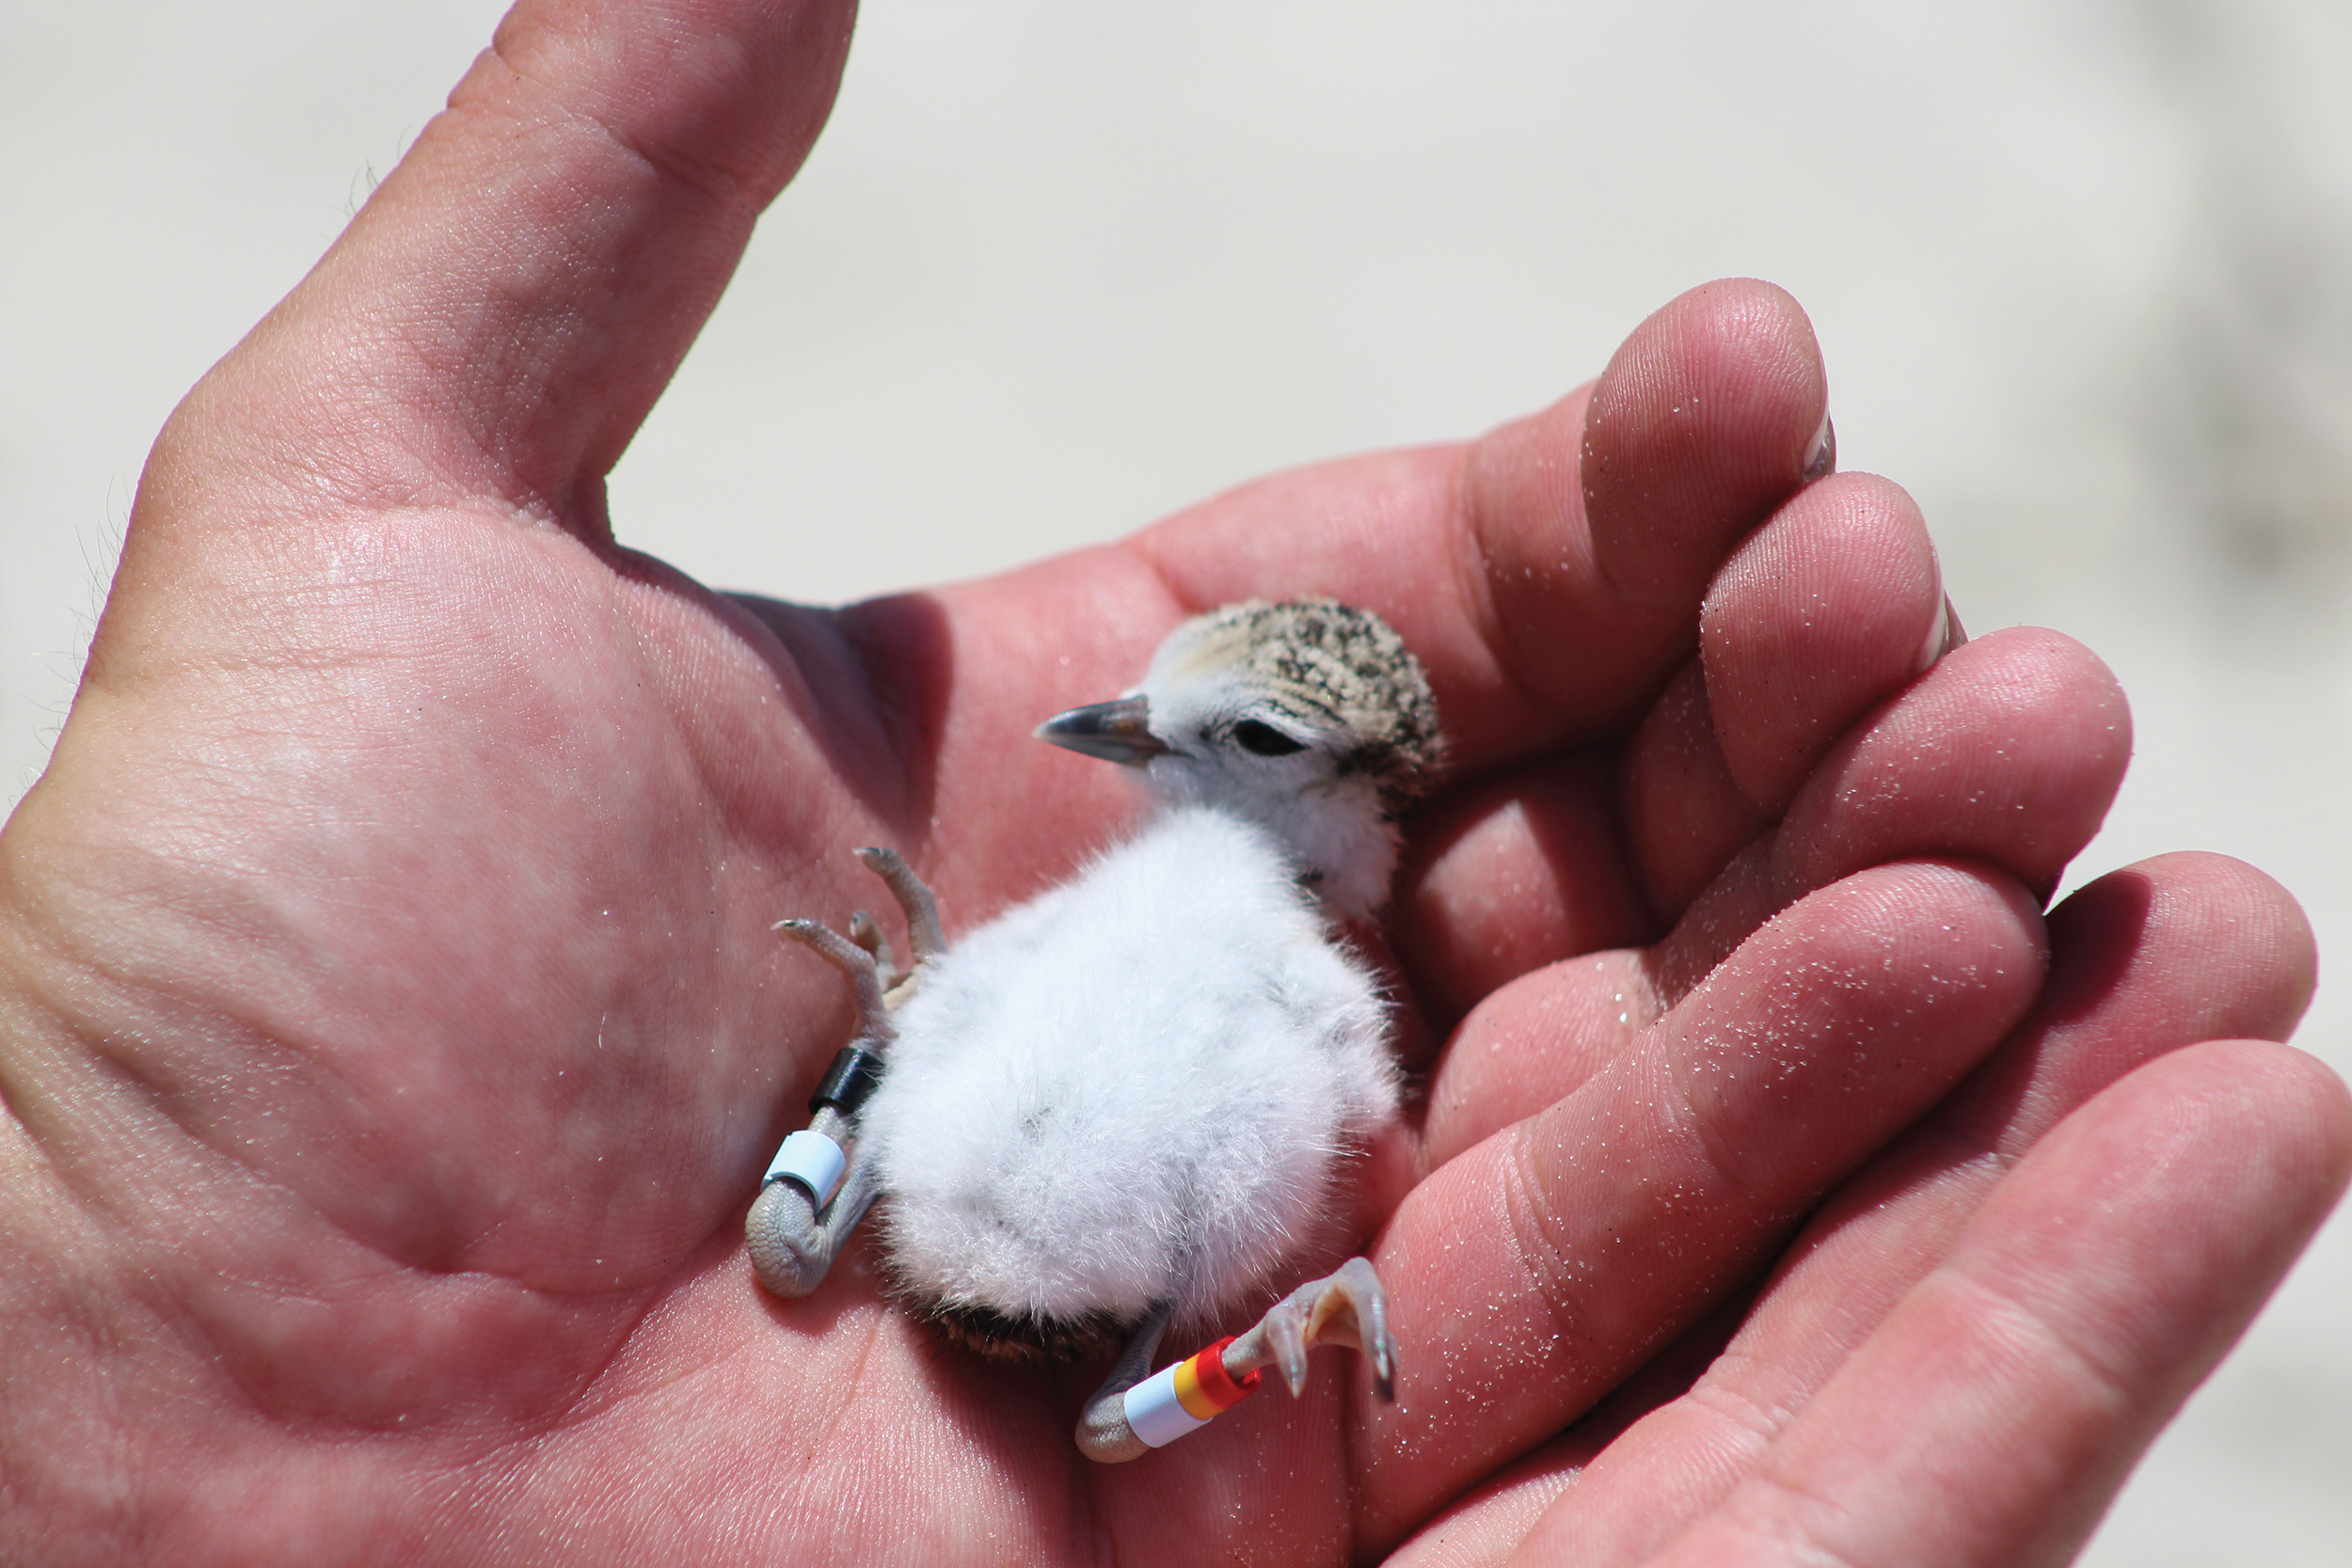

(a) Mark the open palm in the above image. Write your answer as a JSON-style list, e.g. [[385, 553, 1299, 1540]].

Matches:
[[2, 3, 2343, 1563]]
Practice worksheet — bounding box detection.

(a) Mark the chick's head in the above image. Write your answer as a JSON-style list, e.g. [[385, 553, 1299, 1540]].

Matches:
[[1039, 599, 1442, 918]]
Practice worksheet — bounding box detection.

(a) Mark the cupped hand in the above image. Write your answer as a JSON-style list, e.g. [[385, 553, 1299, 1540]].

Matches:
[[0, 3, 2342, 1564]]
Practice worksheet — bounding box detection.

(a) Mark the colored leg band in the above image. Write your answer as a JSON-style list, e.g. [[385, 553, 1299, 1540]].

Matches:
[[764, 1130, 848, 1208], [1122, 1337, 1262, 1448]]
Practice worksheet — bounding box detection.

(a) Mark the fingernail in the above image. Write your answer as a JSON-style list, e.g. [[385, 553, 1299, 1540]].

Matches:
[[1914, 593, 1966, 673], [1939, 595, 1967, 656], [1803, 412, 1836, 482]]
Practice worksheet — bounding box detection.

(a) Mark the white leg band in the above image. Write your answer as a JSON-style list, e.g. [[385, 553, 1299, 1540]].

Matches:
[[765, 1130, 848, 1208], [1122, 1362, 1210, 1449]]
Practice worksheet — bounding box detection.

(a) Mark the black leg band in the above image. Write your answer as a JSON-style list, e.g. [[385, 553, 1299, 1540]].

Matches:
[[808, 1045, 886, 1117]]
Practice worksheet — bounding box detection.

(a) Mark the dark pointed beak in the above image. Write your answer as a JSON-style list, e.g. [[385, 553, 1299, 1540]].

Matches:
[[1034, 696, 1169, 767]]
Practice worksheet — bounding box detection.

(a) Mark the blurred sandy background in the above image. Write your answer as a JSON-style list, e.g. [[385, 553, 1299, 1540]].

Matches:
[[4, 1, 2347, 1559]]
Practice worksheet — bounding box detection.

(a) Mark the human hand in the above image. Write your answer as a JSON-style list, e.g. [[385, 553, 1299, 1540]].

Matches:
[[0, 4, 2341, 1565]]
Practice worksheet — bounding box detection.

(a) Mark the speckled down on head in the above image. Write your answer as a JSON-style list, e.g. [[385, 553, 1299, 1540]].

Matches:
[[1147, 598, 1443, 817]]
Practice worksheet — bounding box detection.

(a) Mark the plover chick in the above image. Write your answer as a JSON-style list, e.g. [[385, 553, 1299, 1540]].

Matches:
[[748, 599, 1441, 1461]]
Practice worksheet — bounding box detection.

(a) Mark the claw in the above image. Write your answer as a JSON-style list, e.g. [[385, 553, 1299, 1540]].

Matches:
[[1266, 1298, 1311, 1397], [1223, 1256, 1399, 1403], [773, 917, 893, 1046], [854, 847, 947, 969], [1350, 1261, 1398, 1402], [847, 909, 898, 990]]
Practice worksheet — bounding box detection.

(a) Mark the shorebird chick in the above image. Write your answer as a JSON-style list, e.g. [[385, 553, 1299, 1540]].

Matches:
[[747, 599, 1441, 1461]]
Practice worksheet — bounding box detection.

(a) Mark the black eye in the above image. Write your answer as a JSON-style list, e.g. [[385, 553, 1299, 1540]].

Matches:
[[1232, 720, 1307, 756]]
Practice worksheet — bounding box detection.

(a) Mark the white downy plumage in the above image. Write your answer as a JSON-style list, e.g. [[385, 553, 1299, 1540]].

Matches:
[[858, 804, 1394, 1343]]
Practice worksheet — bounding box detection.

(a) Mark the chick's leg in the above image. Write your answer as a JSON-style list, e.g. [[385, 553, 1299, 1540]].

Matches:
[[745, 1117, 882, 1296], [1073, 1258, 1399, 1463], [748, 912, 896, 1299], [1074, 1305, 1175, 1464]]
